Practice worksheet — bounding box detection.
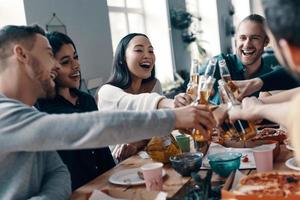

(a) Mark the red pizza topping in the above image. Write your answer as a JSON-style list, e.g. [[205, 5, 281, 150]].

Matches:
[[242, 155, 249, 163], [236, 172, 300, 197]]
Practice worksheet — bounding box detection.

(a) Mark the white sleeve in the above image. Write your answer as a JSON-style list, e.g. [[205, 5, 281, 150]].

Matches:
[[97, 84, 165, 111]]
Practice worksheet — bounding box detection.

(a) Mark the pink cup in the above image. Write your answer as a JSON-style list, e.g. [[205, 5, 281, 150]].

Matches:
[[253, 145, 274, 172], [141, 162, 163, 191]]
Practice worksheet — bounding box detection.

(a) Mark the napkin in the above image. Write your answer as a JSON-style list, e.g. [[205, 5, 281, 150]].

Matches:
[[88, 189, 167, 200], [138, 150, 150, 159], [89, 190, 126, 200]]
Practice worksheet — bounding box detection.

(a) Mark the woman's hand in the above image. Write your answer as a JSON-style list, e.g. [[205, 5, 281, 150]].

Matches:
[[173, 105, 216, 135], [112, 140, 148, 162], [174, 93, 193, 107]]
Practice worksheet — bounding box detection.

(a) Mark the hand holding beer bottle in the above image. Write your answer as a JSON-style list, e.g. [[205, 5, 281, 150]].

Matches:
[[186, 58, 217, 102], [218, 80, 257, 144], [192, 75, 216, 154]]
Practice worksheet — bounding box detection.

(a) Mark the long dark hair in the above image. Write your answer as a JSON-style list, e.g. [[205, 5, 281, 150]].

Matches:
[[106, 33, 156, 89], [46, 31, 81, 91], [46, 31, 77, 56]]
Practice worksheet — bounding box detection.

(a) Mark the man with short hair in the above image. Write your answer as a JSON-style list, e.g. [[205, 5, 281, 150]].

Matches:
[[200, 14, 279, 104], [229, 0, 300, 164], [0, 25, 215, 199]]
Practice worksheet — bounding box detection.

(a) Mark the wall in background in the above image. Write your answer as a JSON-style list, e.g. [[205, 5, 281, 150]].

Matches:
[[198, 0, 221, 57], [168, 0, 191, 73], [23, 0, 113, 90], [216, 0, 235, 54]]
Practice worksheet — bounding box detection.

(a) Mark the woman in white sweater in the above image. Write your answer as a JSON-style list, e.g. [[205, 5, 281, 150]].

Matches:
[[98, 33, 206, 161]]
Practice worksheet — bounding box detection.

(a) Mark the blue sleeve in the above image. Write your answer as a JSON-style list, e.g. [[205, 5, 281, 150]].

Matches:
[[260, 68, 299, 91]]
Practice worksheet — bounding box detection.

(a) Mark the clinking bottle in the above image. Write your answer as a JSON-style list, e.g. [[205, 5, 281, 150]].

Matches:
[[204, 58, 217, 77], [186, 59, 200, 101], [218, 59, 239, 98], [218, 79, 256, 142], [192, 76, 215, 154]]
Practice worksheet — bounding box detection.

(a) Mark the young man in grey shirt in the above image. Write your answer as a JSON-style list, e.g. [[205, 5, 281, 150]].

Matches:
[[0, 25, 216, 199]]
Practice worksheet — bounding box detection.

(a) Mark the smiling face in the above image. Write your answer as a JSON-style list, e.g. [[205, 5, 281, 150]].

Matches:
[[125, 35, 155, 81], [26, 34, 59, 98], [236, 20, 269, 68], [54, 43, 81, 89]]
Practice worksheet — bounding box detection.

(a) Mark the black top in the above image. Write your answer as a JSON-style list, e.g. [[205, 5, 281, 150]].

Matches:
[[260, 68, 299, 91], [36, 89, 115, 190]]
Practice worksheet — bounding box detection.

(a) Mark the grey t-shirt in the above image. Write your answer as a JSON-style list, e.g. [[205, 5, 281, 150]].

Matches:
[[0, 94, 175, 199]]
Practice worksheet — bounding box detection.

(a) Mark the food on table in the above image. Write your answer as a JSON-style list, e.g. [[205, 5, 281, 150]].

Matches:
[[146, 135, 181, 163], [242, 155, 249, 163], [234, 172, 300, 197], [253, 128, 286, 144]]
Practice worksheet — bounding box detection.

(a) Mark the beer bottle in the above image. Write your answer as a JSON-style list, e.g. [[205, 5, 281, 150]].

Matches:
[[218, 59, 239, 98], [218, 86, 242, 141], [218, 80, 256, 142], [192, 75, 215, 154], [186, 59, 200, 101], [204, 58, 217, 77]]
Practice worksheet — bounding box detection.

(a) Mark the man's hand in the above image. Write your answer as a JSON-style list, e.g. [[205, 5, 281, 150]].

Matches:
[[233, 78, 264, 101], [112, 140, 148, 162], [228, 96, 264, 121], [112, 144, 137, 162], [173, 105, 216, 136], [211, 104, 229, 126], [174, 93, 193, 107]]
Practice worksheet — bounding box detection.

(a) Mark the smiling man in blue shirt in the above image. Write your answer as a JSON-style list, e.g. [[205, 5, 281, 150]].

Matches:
[[200, 14, 280, 104]]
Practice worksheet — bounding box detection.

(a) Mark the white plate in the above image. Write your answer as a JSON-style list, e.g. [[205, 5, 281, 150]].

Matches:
[[286, 144, 295, 151], [108, 168, 166, 186], [285, 157, 300, 171]]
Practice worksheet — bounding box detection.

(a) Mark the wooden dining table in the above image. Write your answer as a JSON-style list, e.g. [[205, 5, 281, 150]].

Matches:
[[71, 144, 294, 200]]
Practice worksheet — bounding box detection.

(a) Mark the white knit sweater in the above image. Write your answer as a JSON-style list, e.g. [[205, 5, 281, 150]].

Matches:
[[97, 81, 165, 111]]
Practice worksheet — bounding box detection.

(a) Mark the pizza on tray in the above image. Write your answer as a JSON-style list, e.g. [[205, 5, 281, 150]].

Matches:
[[253, 128, 287, 144], [234, 172, 300, 197]]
